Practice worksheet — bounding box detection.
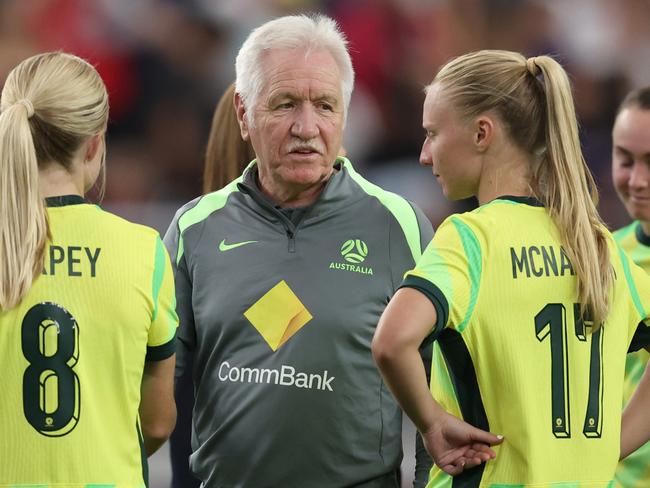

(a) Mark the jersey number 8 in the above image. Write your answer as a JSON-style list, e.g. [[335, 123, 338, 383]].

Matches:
[[535, 303, 603, 439], [21, 302, 80, 437]]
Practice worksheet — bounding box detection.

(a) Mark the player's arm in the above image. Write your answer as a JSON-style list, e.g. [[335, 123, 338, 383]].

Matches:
[[372, 288, 502, 475], [140, 354, 177, 456]]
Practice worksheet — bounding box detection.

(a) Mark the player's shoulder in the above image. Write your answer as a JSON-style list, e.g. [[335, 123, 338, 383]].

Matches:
[[85, 209, 165, 266], [468, 196, 546, 229], [97, 207, 160, 241]]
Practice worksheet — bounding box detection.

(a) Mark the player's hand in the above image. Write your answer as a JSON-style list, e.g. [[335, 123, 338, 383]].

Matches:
[[420, 412, 503, 475]]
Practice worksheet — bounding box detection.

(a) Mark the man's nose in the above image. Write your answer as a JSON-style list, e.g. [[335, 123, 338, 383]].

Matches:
[[291, 105, 319, 140]]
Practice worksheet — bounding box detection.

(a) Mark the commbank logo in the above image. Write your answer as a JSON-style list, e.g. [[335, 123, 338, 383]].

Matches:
[[230, 281, 335, 391], [243, 280, 312, 351]]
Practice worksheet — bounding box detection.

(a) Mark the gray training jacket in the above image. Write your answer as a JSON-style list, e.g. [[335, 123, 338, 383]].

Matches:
[[164, 158, 434, 488]]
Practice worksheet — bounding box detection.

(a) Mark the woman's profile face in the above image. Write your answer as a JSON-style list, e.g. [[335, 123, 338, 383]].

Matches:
[[420, 84, 481, 201]]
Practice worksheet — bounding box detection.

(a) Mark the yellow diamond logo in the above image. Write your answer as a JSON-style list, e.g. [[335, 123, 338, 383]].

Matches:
[[244, 280, 313, 351]]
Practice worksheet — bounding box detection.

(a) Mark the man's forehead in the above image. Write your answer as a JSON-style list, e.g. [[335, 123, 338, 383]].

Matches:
[[260, 48, 341, 90]]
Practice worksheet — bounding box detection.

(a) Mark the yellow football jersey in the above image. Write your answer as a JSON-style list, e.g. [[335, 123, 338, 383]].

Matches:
[[614, 221, 650, 488], [0, 196, 178, 487], [402, 196, 650, 487]]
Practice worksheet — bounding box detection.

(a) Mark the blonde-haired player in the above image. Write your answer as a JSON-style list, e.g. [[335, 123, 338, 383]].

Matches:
[[373, 51, 650, 486], [0, 52, 177, 486]]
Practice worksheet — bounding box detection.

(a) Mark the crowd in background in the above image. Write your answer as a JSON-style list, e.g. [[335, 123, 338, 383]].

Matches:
[[0, 0, 648, 230]]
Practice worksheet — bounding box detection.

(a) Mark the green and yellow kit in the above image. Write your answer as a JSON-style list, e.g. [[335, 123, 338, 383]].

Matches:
[[614, 221, 650, 488], [402, 196, 650, 487], [0, 196, 177, 487]]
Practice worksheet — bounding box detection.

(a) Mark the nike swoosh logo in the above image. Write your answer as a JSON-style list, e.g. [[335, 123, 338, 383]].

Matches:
[[219, 239, 258, 252]]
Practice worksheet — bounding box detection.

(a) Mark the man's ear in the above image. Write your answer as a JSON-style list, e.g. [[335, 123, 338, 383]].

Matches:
[[474, 115, 494, 153], [234, 92, 250, 141], [84, 134, 102, 163]]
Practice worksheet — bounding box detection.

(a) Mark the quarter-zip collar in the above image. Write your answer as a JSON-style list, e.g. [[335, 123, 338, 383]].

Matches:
[[237, 157, 364, 225], [237, 157, 365, 253]]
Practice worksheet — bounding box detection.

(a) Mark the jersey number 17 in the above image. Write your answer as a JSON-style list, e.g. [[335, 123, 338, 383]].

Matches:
[[535, 302, 603, 439]]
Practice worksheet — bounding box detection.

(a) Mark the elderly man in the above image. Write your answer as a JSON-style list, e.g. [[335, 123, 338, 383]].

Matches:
[[164, 14, 433, 487], [612, 86, 650, 487]]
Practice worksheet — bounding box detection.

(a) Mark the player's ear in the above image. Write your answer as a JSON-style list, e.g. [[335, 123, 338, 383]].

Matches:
[[84, 134, 102, 163], [474, 115, 494, 152], [234, 92, 250, 141]]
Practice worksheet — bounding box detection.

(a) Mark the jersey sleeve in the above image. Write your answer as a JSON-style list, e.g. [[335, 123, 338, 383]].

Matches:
[[414, 202, 435, 252], [400, 215, 480, 338], [163, 209, 196, 378], [618, 246, 650, 351], [388, 201, 435, 292], [146, 235, 179, 361]]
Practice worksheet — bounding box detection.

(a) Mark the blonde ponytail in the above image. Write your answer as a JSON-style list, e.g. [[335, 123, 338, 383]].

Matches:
[[534, 56, 611, 328], [432, 50, 612, 328], [0, 102, 49, 310], [0, 52, 109, 310]]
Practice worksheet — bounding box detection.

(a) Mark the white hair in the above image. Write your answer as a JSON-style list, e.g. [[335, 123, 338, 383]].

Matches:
[[235, 14, 355, 124]]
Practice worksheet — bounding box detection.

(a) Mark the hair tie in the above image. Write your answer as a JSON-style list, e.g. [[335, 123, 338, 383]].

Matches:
[[16, 99, 35, 118], [526, 57, 541, 77]]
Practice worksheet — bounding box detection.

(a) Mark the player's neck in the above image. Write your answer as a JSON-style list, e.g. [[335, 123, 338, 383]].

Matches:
[[39, 161, 84, 198], [476, 149, 534, 205]]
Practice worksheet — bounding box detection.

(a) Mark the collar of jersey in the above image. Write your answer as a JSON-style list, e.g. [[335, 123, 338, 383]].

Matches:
[[495, 195, 544, 207], [45, 195, 88, 207], [236, 158, 358, 224], [635, 221, 650, 247]]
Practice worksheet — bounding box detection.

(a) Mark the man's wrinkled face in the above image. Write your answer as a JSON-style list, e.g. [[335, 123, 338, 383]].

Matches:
[[240, 48, 345, 193]]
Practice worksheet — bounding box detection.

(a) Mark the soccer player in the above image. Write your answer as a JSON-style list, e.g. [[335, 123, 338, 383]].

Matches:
[[612, 86, 650, 487], [373, 50, 650, 485], [0, 52, 177, 485]]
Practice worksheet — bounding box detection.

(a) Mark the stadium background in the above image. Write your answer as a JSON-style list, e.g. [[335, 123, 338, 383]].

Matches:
[[1, 0, 648, 486]]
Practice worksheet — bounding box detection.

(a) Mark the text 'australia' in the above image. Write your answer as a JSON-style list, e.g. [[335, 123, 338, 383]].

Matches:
[[510, 245, 574, 279]]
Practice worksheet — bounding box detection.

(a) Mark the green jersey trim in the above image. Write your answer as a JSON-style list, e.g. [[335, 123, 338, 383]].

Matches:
[[628, 321, 650, 353], [426, 473, 452, 488], [438, 328, 488, 486], [146, 330, 177, 361], [176, 176, 244, 263], [431, 341, 456, 399], [617, 243, 647, 319], [617, 439, 650, 488], [635, 222, 650, 246], [136, 420, 149, 488], [488, 482, 613, 487], [45, 194, 88, 207], [9, 485, 49, 487], [475, 195, 543, 214], [152, 237, 166, 322], [342, 157, 422, 263], [401, 275, 449, 335], [494, 195, 544, 206], [451, 217, 481, 333], [613, 221, 637, 244]]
